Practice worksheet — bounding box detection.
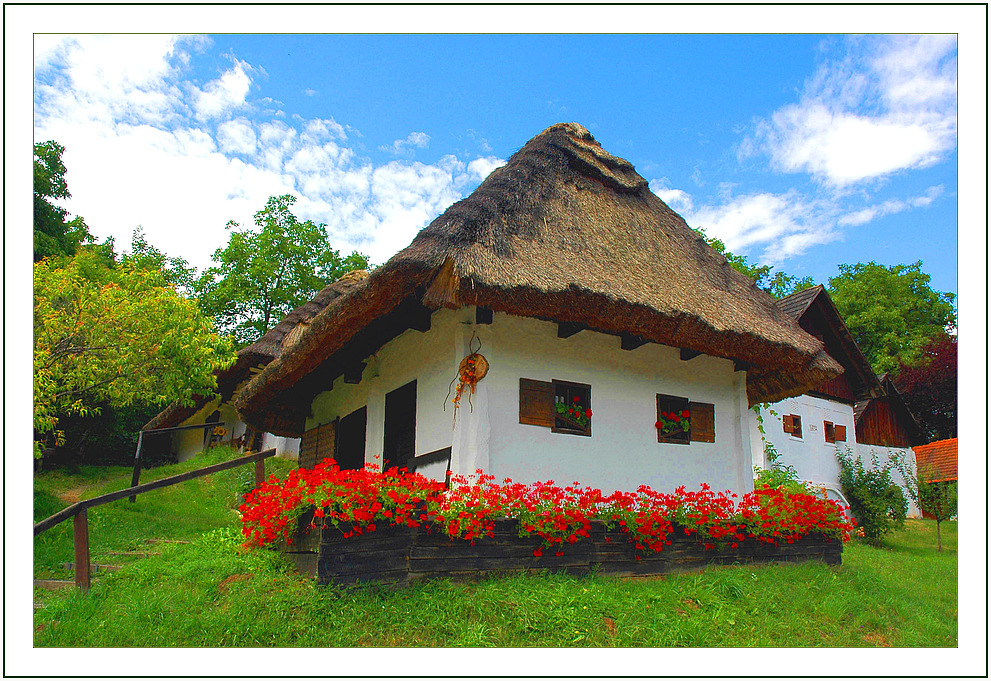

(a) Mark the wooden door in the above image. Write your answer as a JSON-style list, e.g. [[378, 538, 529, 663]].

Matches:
[[336, 406, 367, 471], [383, 381, 417, 471]]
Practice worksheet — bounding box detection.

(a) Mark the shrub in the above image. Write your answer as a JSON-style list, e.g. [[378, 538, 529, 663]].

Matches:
[[836, 448, 908, 546]]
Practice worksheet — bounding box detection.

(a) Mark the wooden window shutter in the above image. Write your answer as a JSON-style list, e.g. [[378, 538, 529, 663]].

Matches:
[[519, 378, 555, 428], [299, 420, 337, 469], [782, 415, 794, 434], [834, 425, 847, 442], [689, 402, 715, 443]]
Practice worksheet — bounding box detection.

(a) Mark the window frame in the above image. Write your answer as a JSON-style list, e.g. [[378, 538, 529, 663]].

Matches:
[[551, 379, 592, 437], [656, 393, 691, 445], [783, 414, 804, 439]]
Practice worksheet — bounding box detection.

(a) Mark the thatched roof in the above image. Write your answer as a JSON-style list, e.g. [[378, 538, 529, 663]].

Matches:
[[235, 122, 842, 437], [142, 270, 369, 431]]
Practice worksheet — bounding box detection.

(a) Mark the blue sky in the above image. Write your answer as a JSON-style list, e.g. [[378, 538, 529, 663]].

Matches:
[[32, 31, 963, 296]]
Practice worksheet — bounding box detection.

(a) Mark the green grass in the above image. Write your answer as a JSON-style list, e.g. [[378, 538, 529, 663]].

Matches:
[[34, 454, 957, 647], [33, 447, 296, 580]]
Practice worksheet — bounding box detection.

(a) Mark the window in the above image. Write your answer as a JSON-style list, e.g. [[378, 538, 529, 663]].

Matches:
[[552, 380, 592, 437], [824, 421, 835, 443], [783, 414, 803, 439], [656, 395, 715, 445], [518, 378, 591, 437], [656, 394, 690, 444]]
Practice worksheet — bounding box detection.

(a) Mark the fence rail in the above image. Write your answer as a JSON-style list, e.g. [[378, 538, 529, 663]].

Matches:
[[34, 448, 277, 591]]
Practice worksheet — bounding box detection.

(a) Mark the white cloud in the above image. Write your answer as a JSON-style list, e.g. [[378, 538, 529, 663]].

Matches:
[[648, 179, 693, 213], [684, 190, 836, 264], [33, 36, 500, 271], [747, 35, 956, 187], [837, 185, 944, 226], [217, 118, 257, 155], [191, 58, 252, 120], [466, 156, 505, 182], [381, 131, 431, 156]]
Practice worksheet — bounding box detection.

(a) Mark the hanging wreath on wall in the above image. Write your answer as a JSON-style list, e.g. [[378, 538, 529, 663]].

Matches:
[[445, 332, 488, 425]]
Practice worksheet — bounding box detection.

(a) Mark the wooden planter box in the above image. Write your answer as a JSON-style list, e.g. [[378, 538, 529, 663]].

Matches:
[[288, 518, 843, 587]]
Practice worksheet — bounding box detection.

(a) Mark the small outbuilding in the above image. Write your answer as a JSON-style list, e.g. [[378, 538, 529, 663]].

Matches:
[[234, 122, 840, 496], [143, 270, 369, 462], [751, 285, 926, 512]]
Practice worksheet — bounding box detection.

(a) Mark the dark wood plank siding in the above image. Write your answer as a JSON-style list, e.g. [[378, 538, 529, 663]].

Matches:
[[810, 373, 856, 402], [856, 399, 912, 448]]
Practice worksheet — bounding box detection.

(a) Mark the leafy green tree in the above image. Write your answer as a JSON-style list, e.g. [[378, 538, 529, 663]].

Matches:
[[121, 227, 197, 294], [836, 448, 908, 546], [827, 262, 957, 375], [894, 454, 958, 552], [33, 250, 236, 457], [694, 228, 814, 298], [34, 141, 94, 261], [195, 194, 370, 346]]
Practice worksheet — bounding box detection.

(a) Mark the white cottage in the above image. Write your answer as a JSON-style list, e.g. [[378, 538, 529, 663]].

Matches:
[[749, 285, 926, 513], [234, 123, 841, 497], [142, 270, 369, 462]]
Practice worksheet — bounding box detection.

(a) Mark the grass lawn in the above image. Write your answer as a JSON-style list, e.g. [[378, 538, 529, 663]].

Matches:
[[33, 455, 957, 647]]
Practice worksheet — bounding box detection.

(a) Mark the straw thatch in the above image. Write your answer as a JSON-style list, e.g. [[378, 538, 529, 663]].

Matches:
[[142, 270, 369, 431], [235, 123, 842, 437]]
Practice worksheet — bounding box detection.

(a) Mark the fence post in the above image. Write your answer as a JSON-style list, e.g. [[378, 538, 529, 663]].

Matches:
[[73, 509, 91, 592], [255, 458, 265, 487], [129, 431, 144, 502]]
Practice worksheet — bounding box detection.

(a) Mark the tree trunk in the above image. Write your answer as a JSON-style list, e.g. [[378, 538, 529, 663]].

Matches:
[[936, 519, 942, 552]]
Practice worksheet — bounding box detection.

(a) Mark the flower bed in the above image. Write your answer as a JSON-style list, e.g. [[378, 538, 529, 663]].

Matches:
[[240, 461, 854, 586]]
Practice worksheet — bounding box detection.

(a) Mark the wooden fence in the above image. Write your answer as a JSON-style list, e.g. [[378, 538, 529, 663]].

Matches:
[[34, 448, 277, 592]]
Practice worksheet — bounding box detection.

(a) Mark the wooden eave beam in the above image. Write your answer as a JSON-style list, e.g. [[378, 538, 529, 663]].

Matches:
[[475, 306, 493, 325], [557, 321, 585, 339], [620, 333, 648, 351], [343, 362, 366, 385], [291, 295, 435, 405]]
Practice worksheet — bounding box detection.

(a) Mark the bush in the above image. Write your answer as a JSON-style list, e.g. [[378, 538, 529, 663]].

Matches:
[[836, 448, 907, 546]]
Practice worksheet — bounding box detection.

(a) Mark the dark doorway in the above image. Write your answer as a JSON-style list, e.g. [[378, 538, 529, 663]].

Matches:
[[336, 406, 367, 471], [383, 380, 417, 471]]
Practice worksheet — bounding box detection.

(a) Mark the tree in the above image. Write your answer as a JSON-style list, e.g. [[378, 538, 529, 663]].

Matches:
[[894, 333, 957, 441], [827, 262, 957, 375], [195, 195, 370, 346], [33, 250, 236, 457], [121, 227, 197, 294], [694, 228, 814, 298], [894, 454, 958, 551], [34, 141, 94, 261]]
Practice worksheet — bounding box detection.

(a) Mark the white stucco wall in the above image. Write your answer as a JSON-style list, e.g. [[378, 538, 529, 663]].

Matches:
[[483, 313, 753, 496], [305, 307, 755, 496], [307, 307, 468, 478], [750, 395, 920, 516], [169, 402, 299, 462]]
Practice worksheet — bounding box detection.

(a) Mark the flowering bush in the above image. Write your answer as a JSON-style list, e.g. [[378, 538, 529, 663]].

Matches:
[[655, 409, 690, 436], [555, 395, 592, 428], [240, 461, 856, 556]]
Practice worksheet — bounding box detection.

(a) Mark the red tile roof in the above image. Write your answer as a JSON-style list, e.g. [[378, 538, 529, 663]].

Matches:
[[912, 438, 958, 482]]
